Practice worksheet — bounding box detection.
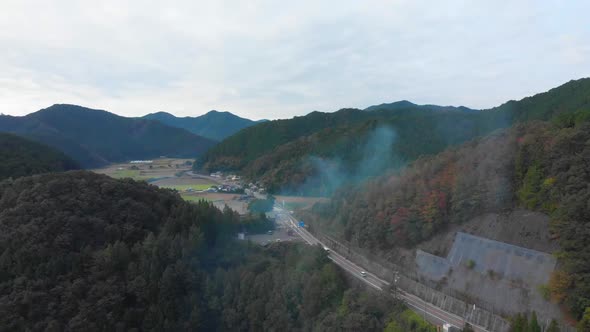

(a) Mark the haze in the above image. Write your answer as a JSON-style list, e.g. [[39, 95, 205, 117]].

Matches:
[[1, 0, 589, 119]]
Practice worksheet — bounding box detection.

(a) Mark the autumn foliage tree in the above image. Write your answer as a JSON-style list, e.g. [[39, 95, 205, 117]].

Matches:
[[308, 114, 590, 320], [308, 128, 517, 249]]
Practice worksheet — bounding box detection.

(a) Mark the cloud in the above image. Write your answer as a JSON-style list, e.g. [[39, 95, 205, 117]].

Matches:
[[1, 0, 589, 119]]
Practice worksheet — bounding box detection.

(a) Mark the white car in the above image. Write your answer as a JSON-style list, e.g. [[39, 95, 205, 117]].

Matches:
[[360, 271, 367, 277], [323, 247, 330, 252]]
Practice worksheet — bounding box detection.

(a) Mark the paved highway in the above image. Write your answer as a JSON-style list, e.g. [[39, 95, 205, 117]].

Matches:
[[185, 171, 224, 184], [274, 207, 491, 332]]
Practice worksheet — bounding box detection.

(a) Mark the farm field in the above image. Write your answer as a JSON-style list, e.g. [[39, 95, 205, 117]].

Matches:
[[95, 160, 325, 212], [180, 194, 211, 202], [179, 192, 329, 215], [92, 158, 193, 181], [150, 176, 216, 191], [161, 184, 212, 191], [109, 169, 153, 180], [179, 192, 249, 214]]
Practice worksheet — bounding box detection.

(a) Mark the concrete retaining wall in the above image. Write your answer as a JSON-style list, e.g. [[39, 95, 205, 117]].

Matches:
[[314, 231, 576, 332], [315, 231, 508, 332]]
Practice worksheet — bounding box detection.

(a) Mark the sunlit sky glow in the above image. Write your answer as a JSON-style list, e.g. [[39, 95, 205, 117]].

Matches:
[[1, 0, 589, 120]]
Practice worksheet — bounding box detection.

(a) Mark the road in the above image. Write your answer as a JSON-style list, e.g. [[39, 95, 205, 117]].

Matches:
[[274, 207, 490, 332], [185, 171, 224, 185]]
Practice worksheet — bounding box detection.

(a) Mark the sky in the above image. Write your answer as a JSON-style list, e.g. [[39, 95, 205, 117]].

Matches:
[[1, 1, 589, 120]]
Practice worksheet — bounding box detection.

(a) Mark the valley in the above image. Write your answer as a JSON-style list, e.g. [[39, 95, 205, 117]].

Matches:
[[93, 158, 323, 216], [41, 79, 590, 331], [2, 4, 587, 331], [92, 158, 195, 180]]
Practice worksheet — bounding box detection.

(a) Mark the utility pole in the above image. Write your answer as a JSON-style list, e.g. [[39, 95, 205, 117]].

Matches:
[[467, 304, 476, 325]]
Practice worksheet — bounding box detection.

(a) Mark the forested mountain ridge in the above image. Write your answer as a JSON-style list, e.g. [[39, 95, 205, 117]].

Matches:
[[364, 100, 475, 112], [240, 108, 504, 195], [196, 107, 374, 171], [0, 171, 426, 331], [305, 109, 590, 320], [143, 110, 264, 141], [198, 78, 590, 194], [0, 133, 79, 180], [0, 104, 216, 168], [195, 104, 498, 195]]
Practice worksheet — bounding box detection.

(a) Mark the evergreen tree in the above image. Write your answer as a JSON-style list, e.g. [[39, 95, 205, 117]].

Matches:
[[578, 308, 590, 332], [529, 311, 541, 332], [510, 313, 528, 332], [546, 319, 560, 332]]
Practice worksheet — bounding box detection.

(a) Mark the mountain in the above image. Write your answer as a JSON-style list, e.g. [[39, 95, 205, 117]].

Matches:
[[0, 104, 216, 167], [305, 109, 590, 320], [196, 78, 590, 194], [0, 132, 79, 180], [0, 170, 411, 330], [364, 100, 475, 112], [143, 110, 264, 141]]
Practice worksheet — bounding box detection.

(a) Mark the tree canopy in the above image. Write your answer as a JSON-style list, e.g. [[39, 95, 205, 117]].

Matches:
[[0, 171, 426, 331], [307, 112, 590, 321], [196, 78, 590, 195], [0, 132, 79, 180]]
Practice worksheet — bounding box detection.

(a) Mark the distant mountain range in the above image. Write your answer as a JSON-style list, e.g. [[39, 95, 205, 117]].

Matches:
[[0, 104, 216, 168], [364, 100, 475, 112], [143, 110, 265, 141]]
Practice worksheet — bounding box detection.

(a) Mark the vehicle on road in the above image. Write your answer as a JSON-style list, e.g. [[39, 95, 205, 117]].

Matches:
[[267, 230, 273, 235], [323, 246, 330, 252], [360, 271, 367, 277]]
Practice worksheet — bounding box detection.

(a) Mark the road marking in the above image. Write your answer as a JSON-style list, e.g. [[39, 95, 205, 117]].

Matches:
[[404, 298, 462, 328], [327, 256, 383, 290]]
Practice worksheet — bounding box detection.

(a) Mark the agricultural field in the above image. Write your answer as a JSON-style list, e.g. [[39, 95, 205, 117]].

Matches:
[[179, 194, 211, 202], [178, 192, 328, 215], [162, 184, 212, 191], [95, 160, 325, 212], [178, 192, 249, 214], [150, 176, 216, 191], [92, 158, 193, 181]]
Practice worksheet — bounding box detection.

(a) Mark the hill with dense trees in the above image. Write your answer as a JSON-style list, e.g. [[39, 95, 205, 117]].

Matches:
[[364, 100, 475, 113], [0, 104, 216, 167], [305, 109, 590, 321], [0, 133, 79, 180], [0, 171, 434, 331], [143, 110, 265, 141], [196, 78, 590, 195]]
